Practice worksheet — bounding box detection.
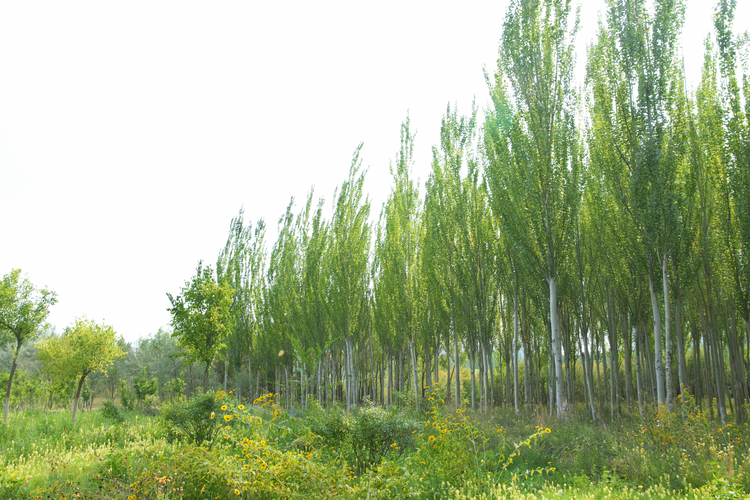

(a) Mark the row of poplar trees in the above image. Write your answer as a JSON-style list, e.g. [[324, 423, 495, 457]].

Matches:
[[204, 0, 750, 423]]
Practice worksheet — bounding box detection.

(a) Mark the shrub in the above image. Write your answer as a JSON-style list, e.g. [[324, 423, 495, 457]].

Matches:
[[349, 400, 419, 473], [160, 390, 219, 446], [100, 399, 125, 424], [305, 399, 419, 474]]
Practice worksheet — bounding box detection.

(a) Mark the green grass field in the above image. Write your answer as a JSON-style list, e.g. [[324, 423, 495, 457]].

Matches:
[[1, 391, 747, 499]]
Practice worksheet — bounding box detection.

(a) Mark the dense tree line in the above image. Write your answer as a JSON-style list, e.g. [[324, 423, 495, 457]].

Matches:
[[2, 0, 749, 424], [192, 0, 749, 422]]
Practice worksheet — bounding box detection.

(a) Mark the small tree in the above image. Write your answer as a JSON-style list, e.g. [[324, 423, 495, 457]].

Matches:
[[0, 269, 57, 421], [36, 317, 125, 424], [167, 262, 234, 389]]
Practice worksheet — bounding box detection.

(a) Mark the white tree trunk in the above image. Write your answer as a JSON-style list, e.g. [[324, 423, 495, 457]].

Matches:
[[410, 337, 419, 410], [513, 292, 519, 413], [662, 252, 673, 412], [548, 277, 566, 416], [648, 264, 666, 407]]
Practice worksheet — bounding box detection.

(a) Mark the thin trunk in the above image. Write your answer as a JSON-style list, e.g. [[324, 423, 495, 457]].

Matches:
[[673, 260, 688, 411], [548, 341, 555, 417], [727, 299, 747, 424], [635, 319, 645, 419], [445, 334, 452, 404], [3, 339, 22, 421], [662, 253, 673, 412], [318, 355, 323, 406], [622, 306, 634, 414], [692, 320, 703, 410], [524, 330, 531, 405], [71, 374, 88, 425], [606, 282, 616, 420], [579, 327, 595, 420], [370, 333, 376, 403], [434, 337, 439, 390], [548, 276, 566, 415], [648, 258, 666, 407], [470, 346, 476, 412], [453, 317, 461, 409], [425, 341, 432, 391], [224, 357, 228, 393], [704, 326, 714, 418], [488, 342, 495, 409], [387, 352, 393, 409], [709, 320, 727, 425], [410, 337, 419, 411], [513, 291, 519, 413]]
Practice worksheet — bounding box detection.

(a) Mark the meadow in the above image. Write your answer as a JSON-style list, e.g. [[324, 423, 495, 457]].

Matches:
[[1, 388, 748, 500]]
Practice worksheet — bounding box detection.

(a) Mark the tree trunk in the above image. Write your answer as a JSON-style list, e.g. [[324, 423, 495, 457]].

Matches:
[[453, 318, 461, 409], [648, 258, 666, 407], [3, 339, 22, 421], [548, 277, 566, 416], [224, 357, 228, 393], [691, 319, 703, 410], [579, 325, 595, 420], [621, 305, 634, 414], [445, 335, 452, 404], [387, 351, 393, 409], [662, 252, 673, 412], [410, 337, 419, 411], [434, 337, 439, 391], [469, 345, 476, 412], [606, 281, 616, 420], [672, 260, 688, 414], [71, 374, 88, 425], [513, 291, 519, 413], [635, 318, 645, 419]]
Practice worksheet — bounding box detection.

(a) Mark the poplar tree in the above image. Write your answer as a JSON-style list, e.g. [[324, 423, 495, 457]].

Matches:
[[485, 0, 580, 416], [329, 146, 371, 412]]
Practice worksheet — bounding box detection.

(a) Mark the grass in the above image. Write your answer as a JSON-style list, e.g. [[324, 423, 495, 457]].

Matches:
[[0, 391, 748, 499]]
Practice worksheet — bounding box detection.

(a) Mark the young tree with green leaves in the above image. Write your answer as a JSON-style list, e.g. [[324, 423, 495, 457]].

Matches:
[[0, 269, 57, 421], [167, 262, 235, 389], [36, 317, 125, 424], [376, 117, 424, 410], [329, 146, 372, 412], [217, 209, 267, 401]]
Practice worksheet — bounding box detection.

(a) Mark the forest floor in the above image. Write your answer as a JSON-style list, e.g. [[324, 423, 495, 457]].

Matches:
[[0, 391, 747, 499]]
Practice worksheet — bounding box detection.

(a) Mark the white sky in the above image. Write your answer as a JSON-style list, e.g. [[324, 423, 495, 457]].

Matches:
[[1, 1, 748, 345]]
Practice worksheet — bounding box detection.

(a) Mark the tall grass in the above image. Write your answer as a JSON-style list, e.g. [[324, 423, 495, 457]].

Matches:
[[0, 392, 748, 499]]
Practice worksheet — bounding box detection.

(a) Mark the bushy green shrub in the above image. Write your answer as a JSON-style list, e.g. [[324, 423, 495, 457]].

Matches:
[[160, 390, 219, 446], [119, 379, 135, 411], [305, 399, 419, 474], [349, 400, 420, 473], [101, 399, 125, 424]]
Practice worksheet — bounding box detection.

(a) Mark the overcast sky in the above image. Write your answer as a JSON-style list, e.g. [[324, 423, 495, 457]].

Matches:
[[1, 1, 748, 345]]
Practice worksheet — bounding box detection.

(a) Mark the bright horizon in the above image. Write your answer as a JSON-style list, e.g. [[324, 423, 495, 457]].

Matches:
[[1, 0, 748, 345]]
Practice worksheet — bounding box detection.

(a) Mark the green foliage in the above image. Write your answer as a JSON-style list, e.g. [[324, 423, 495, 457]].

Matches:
[[163, 372, 187, 400], [101, 399, 126, 424], [133, 366, 159, 410], [36, 316, 125, 424], [305, 399, 420, 474], [167, 261, 235, 388], [119, 379, 135, 410], [0, 269, 57, 348], [0, 268, 57, 420], [160, 390, 219, 446]]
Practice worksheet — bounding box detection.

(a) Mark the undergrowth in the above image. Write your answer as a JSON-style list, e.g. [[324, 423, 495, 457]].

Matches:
[[0, 389, 748, 499]]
